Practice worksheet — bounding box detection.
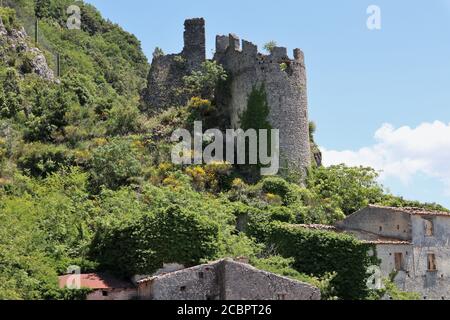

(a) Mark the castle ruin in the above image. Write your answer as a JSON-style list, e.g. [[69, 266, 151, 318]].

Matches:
[[143, 18, 312, 174]]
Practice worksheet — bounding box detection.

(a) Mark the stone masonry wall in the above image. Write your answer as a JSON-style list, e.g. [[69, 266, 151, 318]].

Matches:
[[336, 206, 412, 241], [221, 260, 321, 300], [141, 259, 320, 300], [142, 18, 206, 112]]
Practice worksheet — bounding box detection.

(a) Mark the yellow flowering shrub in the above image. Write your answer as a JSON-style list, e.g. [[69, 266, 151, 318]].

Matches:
[[265, 193, 283, 205]]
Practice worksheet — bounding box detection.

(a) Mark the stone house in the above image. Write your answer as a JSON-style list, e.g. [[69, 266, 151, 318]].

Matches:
[[336, 205, 450, 300], [136, 259, 320, 300], [58, 273, 138, 300], [59, 259, 320, 300]]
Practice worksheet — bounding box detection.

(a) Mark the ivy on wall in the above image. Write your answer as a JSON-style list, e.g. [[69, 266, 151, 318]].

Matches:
[[238, 84, 273, 177], [268, 222, 379, 300], [240, 84, 272, 133]]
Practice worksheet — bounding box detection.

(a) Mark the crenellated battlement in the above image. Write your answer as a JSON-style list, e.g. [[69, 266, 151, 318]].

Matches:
[[215, 34, 305, 75]]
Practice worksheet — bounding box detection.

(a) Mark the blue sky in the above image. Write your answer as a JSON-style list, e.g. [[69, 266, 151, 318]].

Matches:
[[85, 0, 450, 208]]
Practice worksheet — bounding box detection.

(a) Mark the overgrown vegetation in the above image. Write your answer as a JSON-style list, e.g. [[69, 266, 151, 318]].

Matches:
[[0, 0, 443, 300]]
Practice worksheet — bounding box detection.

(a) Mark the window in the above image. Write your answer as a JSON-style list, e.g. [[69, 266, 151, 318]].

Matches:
[[424, 219, 434, 237], [180, 286, 186, 292], [427, 254, 437, 271], [394, 253, 404, 271], [102, 290, 108, 297], [379, 226, 383, 232], [198, 272, 204, 279]]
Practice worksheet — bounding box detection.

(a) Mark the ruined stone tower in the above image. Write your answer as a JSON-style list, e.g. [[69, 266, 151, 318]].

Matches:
[[214, 34, 311, 173], [142, 18, 311, 174], [182, 18, 206, 72], [142, 18, 206, 112]]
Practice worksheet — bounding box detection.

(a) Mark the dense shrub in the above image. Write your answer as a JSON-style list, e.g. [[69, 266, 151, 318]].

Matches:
[[89, 139, 142, 191], [307, 165, 385, 216], [260, 177, 291, 203], [91, 205, 220, 276], [18, 143, 73, 178], [268, 222, 378, 300]]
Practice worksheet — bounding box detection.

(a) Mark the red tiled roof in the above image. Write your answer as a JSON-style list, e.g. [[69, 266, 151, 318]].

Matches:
[[368, 205, 450, 217], [362, 239, 412, 245], [58, 273, 134, 290]]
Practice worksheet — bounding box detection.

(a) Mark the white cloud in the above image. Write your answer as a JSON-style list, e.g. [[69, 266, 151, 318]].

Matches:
[[321, 121, 450, 195]]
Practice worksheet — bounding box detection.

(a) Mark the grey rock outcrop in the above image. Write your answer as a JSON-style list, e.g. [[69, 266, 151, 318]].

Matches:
[[0, 17, 55, 81]]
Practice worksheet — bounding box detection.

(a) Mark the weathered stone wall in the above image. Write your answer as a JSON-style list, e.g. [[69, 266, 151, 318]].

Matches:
[[400, 215, 450, 300], [182, 18, 205, 72], [339, 207, 450, 300], [86, 288, 138, 301], [221, 260, 321, 300], [375, 243, 412, 277], [142, 53, 190, 112], [142, 18, 206, 112], [140, 259, 320, 300], [144, 262, 220, 300], [214, 35, 311, 174], [336, 207, 412, 241]]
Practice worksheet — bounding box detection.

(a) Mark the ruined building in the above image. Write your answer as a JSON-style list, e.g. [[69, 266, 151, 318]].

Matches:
[[336, 205, 450, 300], [142, 18, 206, 112], [58, 259, 321, 301], [142, 18, 312, 174], [137, 259, 320, 301]]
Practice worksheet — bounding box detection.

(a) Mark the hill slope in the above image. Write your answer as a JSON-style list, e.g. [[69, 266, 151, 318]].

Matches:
[[0, 0, 447, 300]]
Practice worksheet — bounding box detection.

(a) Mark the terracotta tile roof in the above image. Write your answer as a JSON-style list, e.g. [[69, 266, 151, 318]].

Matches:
[[58, 273, 135, 290], [297, 224, 338, 231], [368, 205, 450, 217], [363, 240, 411, 245]]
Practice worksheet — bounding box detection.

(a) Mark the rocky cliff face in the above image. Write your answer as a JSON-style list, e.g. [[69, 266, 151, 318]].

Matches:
[[0, 17, 55, 81]]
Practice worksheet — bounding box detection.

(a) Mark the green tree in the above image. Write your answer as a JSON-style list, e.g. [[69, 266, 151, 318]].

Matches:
[[183, 60, 227, 100], [34, 0, 51, 19], [307, 165, 385, 216], [89, 139, 142, 192], [263, 41, 277, 53], [91, 205, 220, 276], [240, 85, 272, 132]]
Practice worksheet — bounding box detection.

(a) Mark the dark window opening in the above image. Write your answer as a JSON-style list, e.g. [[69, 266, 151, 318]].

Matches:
[[198, 272, 204, 279], [277, 293, 287, 300], [394, 253, 405, 271], [102, 290, 108, 297], [379, 226, 383, 232], [428, 254, 437, 271], [180, 286, 186, 292]]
